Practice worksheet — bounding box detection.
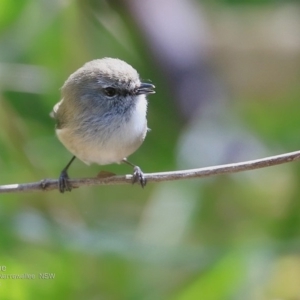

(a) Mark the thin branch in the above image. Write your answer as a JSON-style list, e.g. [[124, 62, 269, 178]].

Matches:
[[1, 150, 300, 194]]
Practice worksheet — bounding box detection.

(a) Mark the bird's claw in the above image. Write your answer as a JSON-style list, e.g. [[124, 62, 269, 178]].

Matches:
[[58, 170, 72, 193], [132, 166, 147, 188]]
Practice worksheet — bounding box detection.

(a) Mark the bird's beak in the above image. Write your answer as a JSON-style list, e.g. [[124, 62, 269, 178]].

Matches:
[[136, 83, 155, 95]]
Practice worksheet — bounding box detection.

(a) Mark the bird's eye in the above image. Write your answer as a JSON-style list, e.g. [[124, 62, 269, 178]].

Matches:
[[104, 87, 117, 97]]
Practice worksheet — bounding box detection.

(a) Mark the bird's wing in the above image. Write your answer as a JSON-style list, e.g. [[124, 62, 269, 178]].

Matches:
[[50, 99, 63, 119]]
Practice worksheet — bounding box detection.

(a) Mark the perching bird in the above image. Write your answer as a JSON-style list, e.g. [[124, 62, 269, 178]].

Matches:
[[51, 58, 155, 193]]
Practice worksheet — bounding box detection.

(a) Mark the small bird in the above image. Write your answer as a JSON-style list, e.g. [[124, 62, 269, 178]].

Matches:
[[51, 58, 155, 193]]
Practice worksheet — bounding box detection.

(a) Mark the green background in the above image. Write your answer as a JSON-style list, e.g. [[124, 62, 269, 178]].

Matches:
[[0, 0, 300, 299]]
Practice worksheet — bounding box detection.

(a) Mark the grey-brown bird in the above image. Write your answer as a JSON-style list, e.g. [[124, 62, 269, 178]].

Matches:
[[51, 58, 155, 193]]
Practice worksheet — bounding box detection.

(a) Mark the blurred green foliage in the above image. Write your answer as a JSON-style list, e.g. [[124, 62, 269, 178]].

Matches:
[[212, 0, 286, 5], [0, 0, 300, 299]]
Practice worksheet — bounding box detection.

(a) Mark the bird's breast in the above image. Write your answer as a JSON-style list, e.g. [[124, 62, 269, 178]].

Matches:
[[56, 95, 148, 165]]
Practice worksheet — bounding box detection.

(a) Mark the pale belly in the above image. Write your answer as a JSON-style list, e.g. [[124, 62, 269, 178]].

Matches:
[[57, 126, 146, 165], [56, 98, 148, 165]]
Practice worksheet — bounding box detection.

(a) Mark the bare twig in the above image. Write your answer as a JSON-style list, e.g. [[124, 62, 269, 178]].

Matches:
[[1, 150, 300, 194]]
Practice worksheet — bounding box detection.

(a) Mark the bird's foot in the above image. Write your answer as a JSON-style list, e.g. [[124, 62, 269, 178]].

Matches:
[[58, 170, 72, 193], [132, 166, 147, 188]]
